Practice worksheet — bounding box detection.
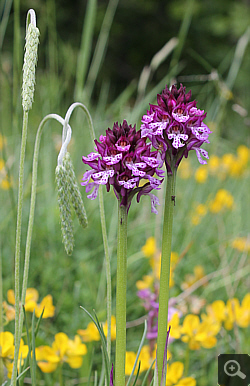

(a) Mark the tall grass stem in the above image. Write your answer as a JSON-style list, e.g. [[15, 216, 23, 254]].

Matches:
[[11, 109, 29, 386]]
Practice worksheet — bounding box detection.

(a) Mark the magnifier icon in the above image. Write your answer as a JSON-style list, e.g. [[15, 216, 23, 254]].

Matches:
[[224, 360, 246, 379]]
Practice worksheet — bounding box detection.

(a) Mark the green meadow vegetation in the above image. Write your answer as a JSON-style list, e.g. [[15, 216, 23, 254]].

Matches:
[[0, 0, 249, 385]]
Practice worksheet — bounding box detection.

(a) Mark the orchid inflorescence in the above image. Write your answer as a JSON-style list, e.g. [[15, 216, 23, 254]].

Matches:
[[82, 84, 211, 211]]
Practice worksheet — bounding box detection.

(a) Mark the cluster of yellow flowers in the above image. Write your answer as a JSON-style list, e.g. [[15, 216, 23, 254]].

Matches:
[[2, 288, 55, 323], [137, 237, 179, 290], [0, 134, 12, 190], [194, 145, 249, 183], [125, 346, 195, 386], [204, 294, 250, 330], [191, 188, 234, 225], [36, 333, 87, 373], [0, 331, 28, 378]]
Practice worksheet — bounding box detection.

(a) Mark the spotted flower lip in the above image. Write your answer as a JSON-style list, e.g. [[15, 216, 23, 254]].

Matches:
[[82, 120, 164, 212], [140, 84, 212, 173]]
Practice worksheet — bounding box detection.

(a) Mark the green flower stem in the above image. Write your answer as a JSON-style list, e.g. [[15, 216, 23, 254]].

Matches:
[[156, 167, 176, 386], [115, 201, 128, 386], [11, 110, 29, 386]]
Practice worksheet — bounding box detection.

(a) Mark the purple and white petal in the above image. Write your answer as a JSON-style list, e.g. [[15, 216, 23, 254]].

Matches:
[[142, 113, 154, 123], [168, 133, 188, 149], [82, 152, 100, 162], [141, 156, 160, 168], [115, 144, 131, 152], [194, 147, 209, 164], [85, 182, 95, 193], [87, 185, 99, 200], [118, 177, 139, 189], [103, 153, 122, 165], [149, 193, 160, 214], [81, 170, 94, 185], [189, 107, 204, 116], [172, 112, 189, 123], [141, 126, 153, 138], [147, 175, 162, 190]]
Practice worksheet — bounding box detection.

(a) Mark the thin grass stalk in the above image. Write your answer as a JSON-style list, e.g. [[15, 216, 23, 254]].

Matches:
[[17, 114, 64, 355], [115, 201, 128, 386], [169, 0, 195, 69], [72, 103, 112, 359], [0, 0, 13, 50], [75, 0, 97, 99], [85, 0, 119, 101], [13, 0, 21, 117], [156, 167, 176, 386], [11, 110, 29, 386]]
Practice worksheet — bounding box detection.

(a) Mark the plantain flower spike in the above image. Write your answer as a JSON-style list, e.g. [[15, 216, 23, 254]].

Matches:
[[22, 9, 40, 111]]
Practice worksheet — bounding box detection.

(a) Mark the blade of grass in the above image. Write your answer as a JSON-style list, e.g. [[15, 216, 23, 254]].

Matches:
[[141, 359, 156, 386], [84, 0, 119, 101], [126, 320, 147, 386], [170, 0, 195, 69], [75, 0, 97, 99], [80, 306, 111, 384], [31, 310, 37, 385]]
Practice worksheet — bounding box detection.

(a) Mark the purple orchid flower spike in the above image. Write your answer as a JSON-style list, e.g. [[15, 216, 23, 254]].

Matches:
[[82, 120, 164, 212], [110, 364, 114, 386], [140, 84, 212, 174]]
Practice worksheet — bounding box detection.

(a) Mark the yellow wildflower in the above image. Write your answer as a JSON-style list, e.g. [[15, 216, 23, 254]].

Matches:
[[195, 166, 208, 183], [209, 189, 234, 213], [77, 321, 100, 342], [102, 315, 116, 341], [205, 295, 250, 330], [125, 351, 137, 375], [166, 361, 196, 386], [136, 275, 154, 290], [181, 314, 220, 349], [142, 237, 157, 257], [36, 333, 87, 373], [169, 313, 182, 339], [0, 331, 14, 359], [3, 288, 55, 321], [208, 155, 220, 174], [237, 145, 249, 165], [181, 265, 206, 290], [191, 204, 207, 226], [35, 294, 55, 318], [78, 316, 116, 342], [0, 332, 28, 378], [232, 237, 250, 253]]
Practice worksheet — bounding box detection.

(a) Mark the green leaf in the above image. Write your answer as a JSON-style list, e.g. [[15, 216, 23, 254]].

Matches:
[[80, 306, 111, 384], [126, 320, 147, 386]]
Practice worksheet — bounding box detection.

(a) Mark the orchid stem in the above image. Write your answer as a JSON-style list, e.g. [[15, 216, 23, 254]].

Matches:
[[115, 201, 128, 386], [156, 167, 176, 386]]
